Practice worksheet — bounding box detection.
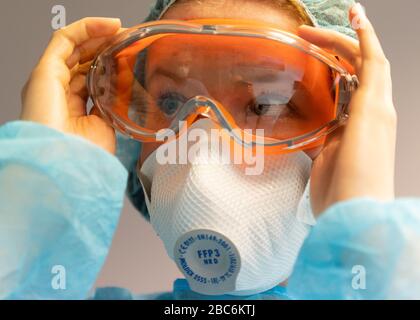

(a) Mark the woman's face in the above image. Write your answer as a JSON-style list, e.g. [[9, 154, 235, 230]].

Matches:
[[139, 0, 304, 164]]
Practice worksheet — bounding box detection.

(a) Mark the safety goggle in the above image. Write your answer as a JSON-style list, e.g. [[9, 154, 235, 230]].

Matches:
[[87, 19, 359, 152]]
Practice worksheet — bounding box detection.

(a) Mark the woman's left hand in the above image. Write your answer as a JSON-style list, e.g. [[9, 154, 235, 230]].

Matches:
[[299, 3, 397, 216]]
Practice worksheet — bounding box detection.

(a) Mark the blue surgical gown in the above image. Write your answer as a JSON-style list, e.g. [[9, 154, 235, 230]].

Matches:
[[1, 121, 420, 300]]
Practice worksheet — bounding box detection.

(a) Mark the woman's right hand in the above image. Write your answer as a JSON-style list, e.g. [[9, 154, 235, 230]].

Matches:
[[21, 17, 122, 154]]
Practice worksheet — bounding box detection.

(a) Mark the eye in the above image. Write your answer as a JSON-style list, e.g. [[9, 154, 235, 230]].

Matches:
[[251, 102, 273, 116], [247, 93, 297, 117], [157, 91, 187, 116]]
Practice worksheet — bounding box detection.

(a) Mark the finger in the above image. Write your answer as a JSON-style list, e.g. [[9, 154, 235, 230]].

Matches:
[[298, 25, 360, 67], [78, 61, 94, 76], [67, 27, 127, 66], [21, 18, 121, 130], [69, 60, 92, 80], [41, 17, 121, 70], [349, 4, 392, 93], [32, 18, 120, 101], [66, 36, 109, 67], [70, 73, 88, 98], [349, 3, 386, 61], [68, 73, 88, 117]]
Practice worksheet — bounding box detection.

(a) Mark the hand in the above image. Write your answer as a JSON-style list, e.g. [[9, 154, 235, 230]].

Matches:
[[21, 17, 122, 154], [300, 4, 397, 216]]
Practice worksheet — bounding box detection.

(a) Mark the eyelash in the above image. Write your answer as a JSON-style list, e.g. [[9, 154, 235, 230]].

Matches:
[[151, 89, 300, 119], [156, 90, 188, 116], [247, 90, 299, 117]]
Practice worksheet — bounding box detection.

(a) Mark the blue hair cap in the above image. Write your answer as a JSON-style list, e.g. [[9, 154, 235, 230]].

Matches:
[[145, 0, 357, 38]]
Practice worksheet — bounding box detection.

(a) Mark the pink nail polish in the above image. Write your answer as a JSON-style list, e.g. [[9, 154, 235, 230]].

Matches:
[[351, 2, 368, 31], [355, 2, 367, 17]]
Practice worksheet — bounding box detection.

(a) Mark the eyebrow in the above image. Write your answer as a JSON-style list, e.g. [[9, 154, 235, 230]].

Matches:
[[234, 65, 287, 83], [146, 66, 187, 85], [146, 63, 288, 86]]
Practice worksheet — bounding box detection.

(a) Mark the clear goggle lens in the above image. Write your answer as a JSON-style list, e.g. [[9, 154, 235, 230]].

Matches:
[[88, 20, 357, 151]]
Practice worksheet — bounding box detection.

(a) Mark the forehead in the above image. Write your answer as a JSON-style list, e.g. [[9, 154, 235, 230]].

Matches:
[[162, 0, 301, 33], [146, 34, 305, 75]]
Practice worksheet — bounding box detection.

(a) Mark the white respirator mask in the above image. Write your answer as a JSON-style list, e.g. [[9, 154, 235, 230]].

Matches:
[[137, 119, 316, 296]]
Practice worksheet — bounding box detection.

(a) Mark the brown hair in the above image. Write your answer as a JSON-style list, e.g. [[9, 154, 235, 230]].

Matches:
[[169, 0, 314, 26], [282, 0, 314, 25]]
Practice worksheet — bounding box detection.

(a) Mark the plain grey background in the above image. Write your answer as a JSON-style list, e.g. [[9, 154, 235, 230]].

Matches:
[[0, 0, 419, 295]]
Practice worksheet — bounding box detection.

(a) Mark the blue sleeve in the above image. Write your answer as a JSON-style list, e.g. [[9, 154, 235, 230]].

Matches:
[[0, 121, 128, 300], [288, 198, 420, 300]]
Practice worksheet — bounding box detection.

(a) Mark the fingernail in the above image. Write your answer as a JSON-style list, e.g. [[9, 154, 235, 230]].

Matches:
[[99, 17, 121, 24], [298, 25, 314, 29], [354, 2, 367, 17], [109, 18, 121, 24], [351, 2, 368, 30]]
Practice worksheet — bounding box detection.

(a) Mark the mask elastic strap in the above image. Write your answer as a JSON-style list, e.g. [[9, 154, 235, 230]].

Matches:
[[296, 178, 317, 226], [136, 159, 153, 212]]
